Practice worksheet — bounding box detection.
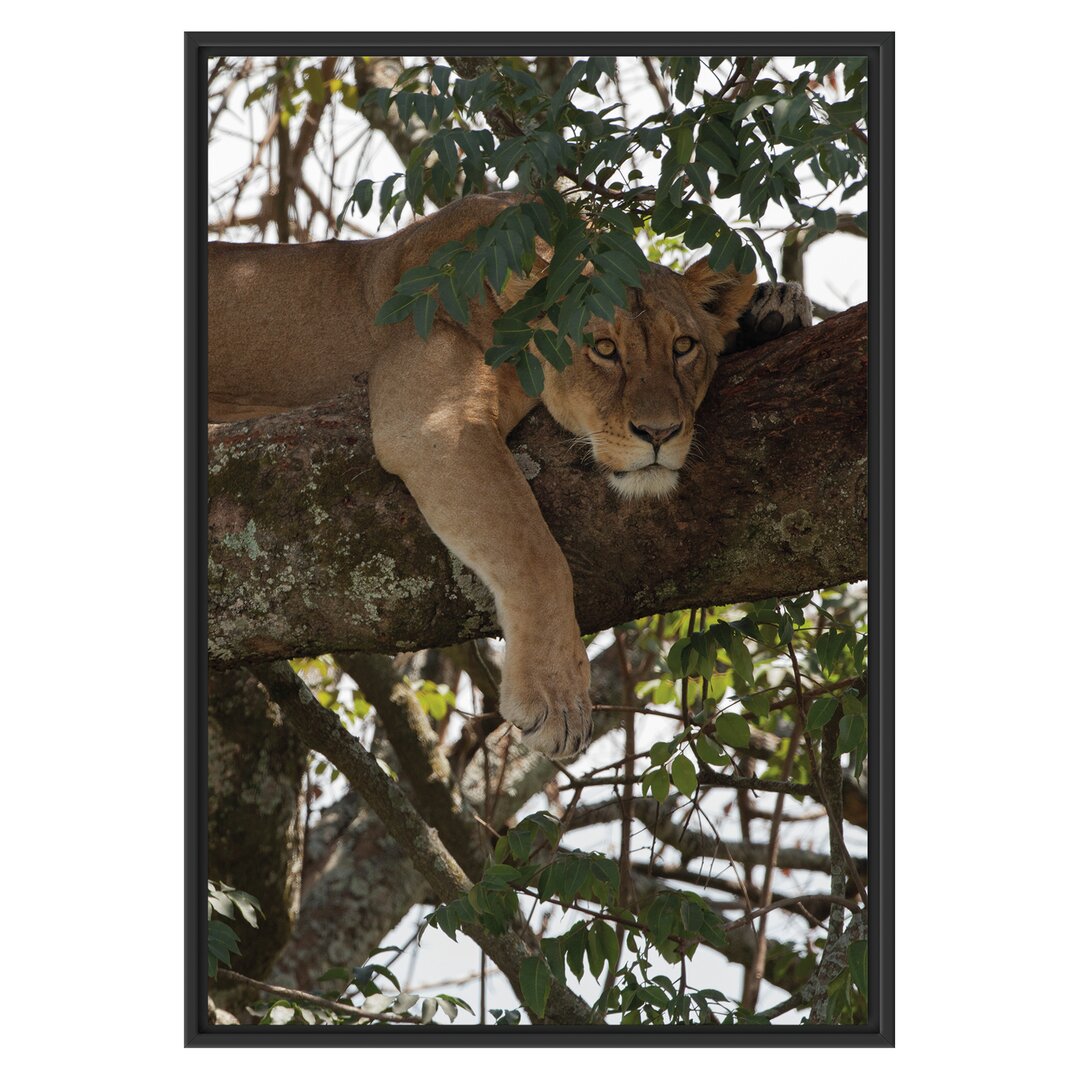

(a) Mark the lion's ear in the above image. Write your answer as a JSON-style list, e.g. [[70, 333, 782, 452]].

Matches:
[[683, 256, 757, 325]]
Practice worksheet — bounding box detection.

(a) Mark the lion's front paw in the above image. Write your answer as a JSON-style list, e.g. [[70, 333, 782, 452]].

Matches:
[[736, 281, 813, 349], [500, 641, 593, 761]]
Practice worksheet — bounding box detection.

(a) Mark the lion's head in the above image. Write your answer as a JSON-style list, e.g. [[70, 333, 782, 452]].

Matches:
[[539, 258, 757, 499]]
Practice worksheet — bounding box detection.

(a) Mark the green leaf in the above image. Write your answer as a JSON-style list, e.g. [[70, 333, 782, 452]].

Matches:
[[592, 249, 642, 289], [671, 123, 695, 165], [484, 343, 521, 369], [594, 920, 620, 971], [714, 713, 751, 749], [842, 692, 867, 716], [378, 173, 401, 222], [666, 638, 691, 678], [647, 767, 670, 802], [670, 755, 698, 797], [680, 898, 705, 935], [545, 247, 588, 304], [437, 274, 469, 325], [848, 939, 868, 998], [515, 352, 545, 397], [541, 936, 566, 984], [518, 956, 552, 1019], [684, 208, 721, 250], [533, 328, 572, 371], [564, 925, 587, 980], [739, 227, 777, 282], [506, 824, 534, 862], [708, 228, 742, 272], [805, 696, 839, 736], [410, 292, 437, 339], [693, 733, 728, 767], [772, 94, 810, 133], [837, 714, 867, 757], [727, 635, 754, 684], [559, 857, 591, 903], [374, 291, 417, 326], [585, 925, 606, 978]]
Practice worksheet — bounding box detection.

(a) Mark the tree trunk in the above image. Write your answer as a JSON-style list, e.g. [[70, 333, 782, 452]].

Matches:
[[208, 304, 867, 667], [207, 668, 308, 995]]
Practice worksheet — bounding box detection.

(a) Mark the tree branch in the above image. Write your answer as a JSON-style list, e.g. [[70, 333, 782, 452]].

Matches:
[[335, 652, 490, 880], [568, 797, 869, 878], [217, 968, 425, 1024], [251, 660, 595, 1025], [209, 305, 868, 667]]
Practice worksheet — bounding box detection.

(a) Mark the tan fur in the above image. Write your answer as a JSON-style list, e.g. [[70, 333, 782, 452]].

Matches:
[[209, 193, 755, 759]]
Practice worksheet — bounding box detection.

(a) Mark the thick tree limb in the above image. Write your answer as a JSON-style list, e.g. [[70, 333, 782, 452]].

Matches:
[[209, 305, 867, 667]]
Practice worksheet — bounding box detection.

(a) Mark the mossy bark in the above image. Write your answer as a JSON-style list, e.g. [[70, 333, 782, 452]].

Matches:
[[207, 669, 308, 994], [208, 304, 867, 667]]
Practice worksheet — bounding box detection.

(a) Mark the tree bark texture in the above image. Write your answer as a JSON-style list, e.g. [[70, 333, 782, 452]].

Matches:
[[208, 304, 867, 668], [207, 669, 308, 982]]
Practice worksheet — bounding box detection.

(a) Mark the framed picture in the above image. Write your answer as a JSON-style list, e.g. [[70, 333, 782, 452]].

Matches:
[[188, 33, 893, 1046]]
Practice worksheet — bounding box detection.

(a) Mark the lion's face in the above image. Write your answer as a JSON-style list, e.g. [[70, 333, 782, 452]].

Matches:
[[540, 258, 756, 500]]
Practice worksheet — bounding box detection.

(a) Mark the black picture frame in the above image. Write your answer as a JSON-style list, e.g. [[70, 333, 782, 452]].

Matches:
[[186, 32, 894, 1047]]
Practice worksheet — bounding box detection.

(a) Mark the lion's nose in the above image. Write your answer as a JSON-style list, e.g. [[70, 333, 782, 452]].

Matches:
[[629, 421, 683, 447]]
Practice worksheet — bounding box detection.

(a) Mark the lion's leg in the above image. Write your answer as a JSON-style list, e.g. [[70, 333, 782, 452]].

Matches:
[[368, 336, 592, 761], [733, 281, 814, 350]]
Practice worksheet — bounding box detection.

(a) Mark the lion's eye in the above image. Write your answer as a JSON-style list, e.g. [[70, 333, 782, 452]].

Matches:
[[673, 336, 696, 357], [592, 338, 618, 359]]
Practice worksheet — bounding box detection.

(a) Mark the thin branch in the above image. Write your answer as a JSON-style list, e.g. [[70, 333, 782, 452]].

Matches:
[[742, 672, 807, 1011], [216, 968, 424, 1024], [640, 56, 672, 113], [559, 771, 816, 798], [567, 797, 868, 877], [722, 894, 860, 935]]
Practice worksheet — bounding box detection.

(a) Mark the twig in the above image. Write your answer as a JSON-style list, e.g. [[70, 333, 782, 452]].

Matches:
[[722, 894, 859, 934], [741, 646, 807, 1011], [217, 968, 424, 1024], [614, 630, 637, 911], [558, 771, 815, 798], [640, 56, 672, 113]]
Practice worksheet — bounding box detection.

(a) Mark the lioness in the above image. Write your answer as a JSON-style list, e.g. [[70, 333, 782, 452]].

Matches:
[[209, 192, 809, 760]]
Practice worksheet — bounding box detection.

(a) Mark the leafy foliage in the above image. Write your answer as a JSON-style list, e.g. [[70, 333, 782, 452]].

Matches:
[[236, 55, 867, 394], [207, 880, 263, 978], [254, 956, 477, 1026], [423, 810, 731, 1022]]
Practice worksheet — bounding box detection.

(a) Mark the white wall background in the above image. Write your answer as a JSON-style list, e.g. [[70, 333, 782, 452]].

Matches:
[[2, 2, 1074, 1076]]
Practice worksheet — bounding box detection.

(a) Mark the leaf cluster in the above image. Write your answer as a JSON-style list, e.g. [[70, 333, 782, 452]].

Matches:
[[207, 880, 263, 978]]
